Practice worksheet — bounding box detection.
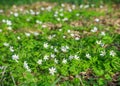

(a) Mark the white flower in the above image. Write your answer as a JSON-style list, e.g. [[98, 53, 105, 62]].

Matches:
[[0, 66, 4, 70], [42, 25, 47, 28], [63, 36, 66, 39], [14, 13, 19, 17], [17, 36, 21, 40], [76, 13, 79, 16], [36, 11, 40, 15], [68, 8, 72, 12], [12, 54, 19, 62], [54, 58, 58, 64], [86, 53, 91, 59], [59, 29, 62, 32], [44, 55, 49, 61], [10, 46, 14, 52], [72, 5, 76, 9], [43, 43, 49, 48], [26, 18, 30, 22], [0, 9, 3, 13], [2, 19, 6, 23], [50, 46, 54, 49], [69, 55, 74, 60], [33, 32, 39, 36], [7, 26, 12, 30], [96, 40, 102, 45], [74, 55, 79, 60], [41, 7, 45, 11], [25, 33, 31, 37], [80, 5, 83, 8], [100, 5, 103, 8], [0, 29, 2, 32], [101, 31, 106, 36], [62, 18, 68, 22], [37, 59, 42, 65], [48, 35, 53, 40], [54, 48, 58, 52], [46, 6, 52, 11], [60, 13, 64, 16], [75, 37, 80, 40], [84, 5, 89, 8], [51, 53, 55, 58], [67, 30, 71, 33], [24, 61, 31, 72], [60, 8, 63, 12], [95, 18, 99, 22], [61, 4, 65, 7], [110, 50, 116, 57], [70, 33, 75, 37], [3, 42, 9, 47], [30, 10, 35, 15], [54, 14, 58, 17], [61, 46, 69, 52], [91, 27, 98, 32], [6, 20, 12, 26], [57, 18, 60, 21], [49, 67, 56, 75], [36, 20, 42, 24], [62, 58, 67, 64], [100, 51, 106, 56]]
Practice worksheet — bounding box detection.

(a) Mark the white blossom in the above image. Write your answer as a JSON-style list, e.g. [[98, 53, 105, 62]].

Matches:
[[86, 53, 91, 59], [91, 27, 98, 32], [54, 58, 58, 64], [37, 59, 42, 65], [17, 36, 21, 40], [101, 31, 106, 36], [33, 32, 39, 36], [12, 54, 19, 62], [74, 55, 79, 60], [62, 58, 67, 64], [14, 13, 19, 17], [44, 55, 49, 61], [110, 50, 116, 57], [49, 67, 56, 75], [75, 37, 80, 40], [25, 33, 31, 37], [95, 18, 100, 22], [100, 51, 106, 56], [61, 46, 69, 52], [54, 48, 58, 52], [96, 40, 102, 45], [3, 42, 9, 47], [51, 53, 55, 58], [69, 55, 74, 60], [43, 43, 49, 48], [10, 46, 14, 52], [24, 61, 31, 72], [0, 29, 2, 32], [7, 26, 12, 30]]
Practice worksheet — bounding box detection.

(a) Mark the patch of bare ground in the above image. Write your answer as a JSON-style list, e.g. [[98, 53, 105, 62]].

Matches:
[[108, 72, 120, 86], [13, 28, 42, 34], [42, 22, 62, 30], [56, 69, 120, 86], [70, 20, 84, 27], [5, 1, 57, 15]]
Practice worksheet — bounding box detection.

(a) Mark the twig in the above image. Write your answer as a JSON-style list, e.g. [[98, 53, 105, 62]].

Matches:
[[0, 66, 7, 82], [10, 72, 17, 86], [78, 76, 85, 86]]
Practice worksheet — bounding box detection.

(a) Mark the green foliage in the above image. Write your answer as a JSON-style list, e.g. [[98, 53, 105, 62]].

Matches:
[[0, 1, 120, 86]]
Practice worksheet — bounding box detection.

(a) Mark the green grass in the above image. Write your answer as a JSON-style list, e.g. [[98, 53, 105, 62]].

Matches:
[[0, 1, 120, 86]]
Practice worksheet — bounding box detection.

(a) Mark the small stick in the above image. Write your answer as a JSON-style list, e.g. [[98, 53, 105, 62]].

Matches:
[[10, 72, 17, 86], [0, 66, 7, 82]]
